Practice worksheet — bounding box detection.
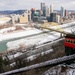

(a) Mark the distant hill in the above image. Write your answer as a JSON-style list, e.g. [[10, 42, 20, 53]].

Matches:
[[11, 10, 26, 14], [0, 11, 13, 15], [0, 10, 26, 15], [0, 10, 75, 15], [68, 10, 75, 12], [54, 10, 75, 13]]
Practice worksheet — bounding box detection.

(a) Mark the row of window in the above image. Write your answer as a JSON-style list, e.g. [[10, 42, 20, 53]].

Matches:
[[65, 39, 75, 44]]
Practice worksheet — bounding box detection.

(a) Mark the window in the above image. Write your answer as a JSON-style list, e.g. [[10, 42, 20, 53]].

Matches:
[[71, 40, 72, 43], [68, 39, 70, 42], [74, 40, 75, 44]]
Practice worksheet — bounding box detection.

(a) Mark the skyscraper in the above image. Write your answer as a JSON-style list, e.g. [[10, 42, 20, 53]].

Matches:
[[28, 10, 31, 21], [49, 13, 57, 22], [43, 6, 49, 17], [56, 15, 60, 23], [50, 4, 54, 13], [47, 7, 50, 16], [41, 3, 45, 16], [61, 6, 65, 17], [41, 3, 45, 11], [31, 8, 36, 21], [65, 10, 69, 18]]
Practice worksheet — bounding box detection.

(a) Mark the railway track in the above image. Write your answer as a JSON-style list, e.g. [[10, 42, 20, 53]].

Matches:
[[0, 54, 75, 75]]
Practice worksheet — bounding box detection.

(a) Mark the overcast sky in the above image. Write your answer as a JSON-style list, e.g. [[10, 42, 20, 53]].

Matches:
[[0, 0, 75, 10]]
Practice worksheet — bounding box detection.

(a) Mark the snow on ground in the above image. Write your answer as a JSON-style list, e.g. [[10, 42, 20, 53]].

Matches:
[[6, 33, 48, 50], [6, 52, 23, 60], [3, 22, 75, 65], [15, 23, 27, 26], [9, 49, 53, 67], [0, 22, 75, 42], [6, 22, 75, 50], [26, 49, 53, 62], [6, 31, 60, 50], [0, 21, 8, 24], [42, 64, 75, 75], [10, 62, 16, 67], [41, 49, 53, 56], [0, 17, 11, 24], [66, 69, 75, 75], [38, 32, 61, 45], [0, 28, 42, 41], [0, 27, 16, 34]]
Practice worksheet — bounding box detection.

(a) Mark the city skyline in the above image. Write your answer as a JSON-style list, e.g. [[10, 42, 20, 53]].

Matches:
[[0, 0, 75, 10]]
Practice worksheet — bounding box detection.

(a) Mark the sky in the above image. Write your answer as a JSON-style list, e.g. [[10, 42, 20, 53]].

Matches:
[[0, 0, 75, 10]]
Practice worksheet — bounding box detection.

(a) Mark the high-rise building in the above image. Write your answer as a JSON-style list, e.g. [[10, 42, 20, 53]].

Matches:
[[43, 6, 47, 17], [49, 13, 57, 22], [28, 10, 31, 21], [41, 3, 45, 11], [65, 10, 69, 18], [61, 6, 65, 17], [41, 3, 46, 16], [50, 4, 54, 13], [39, 10, 43, 16], [41, 3, 50, 17], [47, 7, 50, 16], [36, 10, 42, 17], [56, 15, 60, 23], [43, 6, 50, 17], [31, 8, 36, 21], [11, 16, 15, 25]]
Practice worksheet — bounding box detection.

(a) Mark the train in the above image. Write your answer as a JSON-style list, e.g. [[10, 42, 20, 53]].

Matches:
[[64, 34, 75, 55]]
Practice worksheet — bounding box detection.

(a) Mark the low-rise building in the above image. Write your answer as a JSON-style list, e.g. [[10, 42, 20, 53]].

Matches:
[[19, 13, 28, 23]]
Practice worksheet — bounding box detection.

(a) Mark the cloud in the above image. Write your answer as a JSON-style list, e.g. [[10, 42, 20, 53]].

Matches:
[[0, 0, 75, 10]]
